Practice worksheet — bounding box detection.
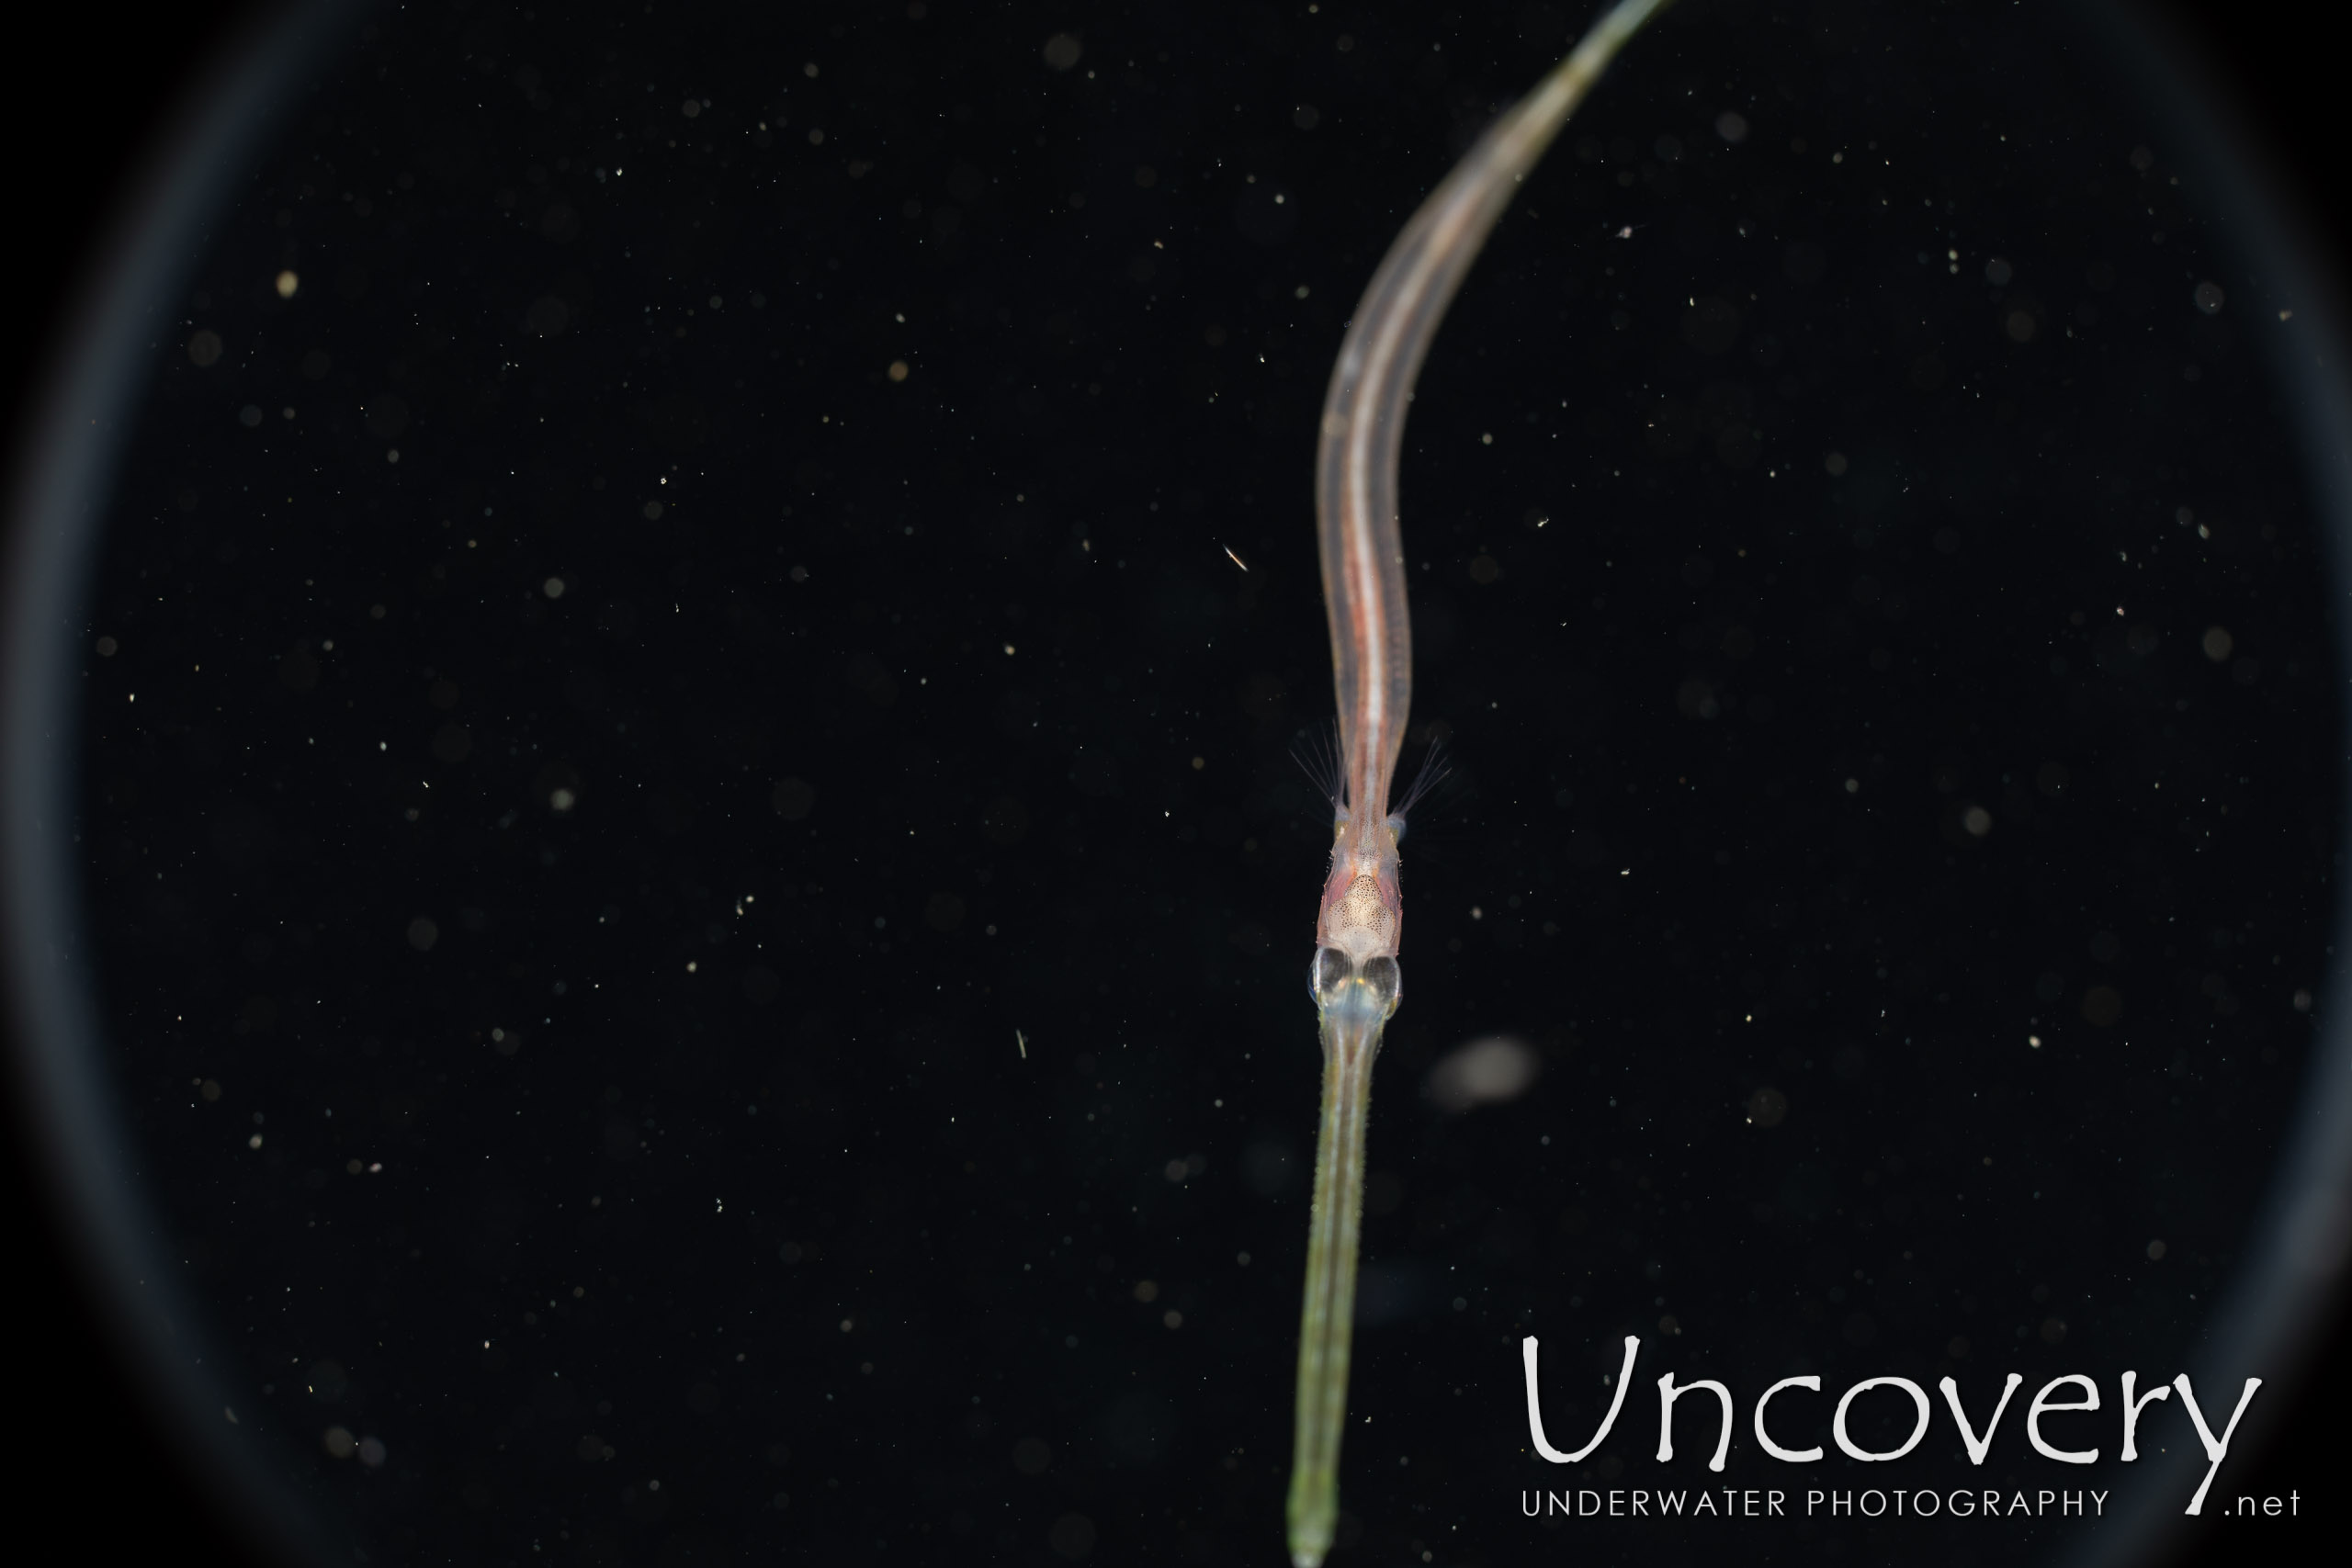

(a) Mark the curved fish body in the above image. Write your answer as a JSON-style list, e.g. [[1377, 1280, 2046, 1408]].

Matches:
[[1286, 4, 1677, 1563]]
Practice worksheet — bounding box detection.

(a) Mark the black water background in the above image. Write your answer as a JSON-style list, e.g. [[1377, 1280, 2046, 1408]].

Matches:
[[5, 3, 2352, 1568]]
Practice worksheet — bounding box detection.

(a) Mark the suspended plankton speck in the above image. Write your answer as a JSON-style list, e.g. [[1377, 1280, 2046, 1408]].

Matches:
[[1016, 1029, 1028, 1059], [275, 269, 300, 299], [1426, 1035, 1540, 1112]]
